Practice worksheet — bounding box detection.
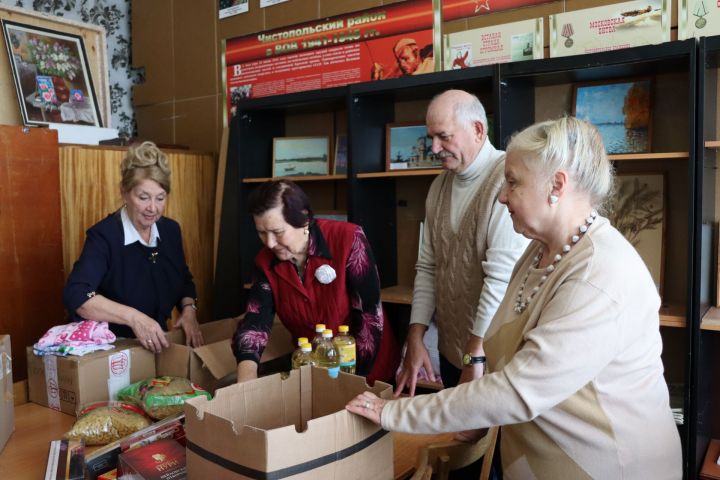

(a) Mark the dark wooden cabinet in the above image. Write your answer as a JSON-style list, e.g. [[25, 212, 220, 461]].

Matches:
[[0, 126, 65, 382]]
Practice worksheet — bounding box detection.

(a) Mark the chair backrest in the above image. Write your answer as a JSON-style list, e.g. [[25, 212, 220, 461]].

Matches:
[[410, 426, 499, 480]]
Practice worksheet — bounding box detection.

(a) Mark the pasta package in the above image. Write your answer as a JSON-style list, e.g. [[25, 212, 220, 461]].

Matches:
[[118, 376, 212, 420], [65, 402, 151, 446]]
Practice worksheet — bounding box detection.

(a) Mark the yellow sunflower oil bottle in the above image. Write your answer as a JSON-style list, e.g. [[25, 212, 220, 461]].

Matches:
[[315, 329, 340, 378], [333, 325, 356, 374]]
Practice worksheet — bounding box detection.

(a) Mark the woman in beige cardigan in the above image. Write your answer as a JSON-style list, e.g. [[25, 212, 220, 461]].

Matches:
[[347, 117, 682, 479]]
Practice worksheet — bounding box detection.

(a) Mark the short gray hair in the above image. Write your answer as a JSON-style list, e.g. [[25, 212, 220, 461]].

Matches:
[[506, 117, 614, 210], [431, 90, 488, 133]]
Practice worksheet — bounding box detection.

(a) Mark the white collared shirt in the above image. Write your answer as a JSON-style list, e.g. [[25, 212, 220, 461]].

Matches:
[[120, 207, 160, 247]]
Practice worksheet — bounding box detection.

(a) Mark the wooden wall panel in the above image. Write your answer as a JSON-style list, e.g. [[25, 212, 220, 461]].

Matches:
[[0, 126, 65, 382], [59, 146, 218, 324]]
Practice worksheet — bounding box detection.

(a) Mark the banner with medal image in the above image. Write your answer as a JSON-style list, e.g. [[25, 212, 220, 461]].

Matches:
[[223, 0, 437, 121], [443, 18, 543, 69], [549, 0, 669, 58], [679, 0, 720, 39]]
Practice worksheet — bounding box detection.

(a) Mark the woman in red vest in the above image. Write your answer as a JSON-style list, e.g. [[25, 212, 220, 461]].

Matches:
[[232, 179, 399, 384]]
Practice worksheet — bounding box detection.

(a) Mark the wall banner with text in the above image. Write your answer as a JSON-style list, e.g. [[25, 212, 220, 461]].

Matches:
[[443, 18, 543, 69], [223, 0, 437, 121], [550, 0, 669, 57], [442, 0, 552, 22]]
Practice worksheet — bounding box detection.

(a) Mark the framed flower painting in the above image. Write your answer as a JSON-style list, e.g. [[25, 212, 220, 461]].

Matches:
[[1, 20, 103, 127]]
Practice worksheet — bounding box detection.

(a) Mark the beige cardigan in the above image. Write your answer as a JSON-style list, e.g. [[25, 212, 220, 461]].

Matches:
[[382, 217, 682, 479]]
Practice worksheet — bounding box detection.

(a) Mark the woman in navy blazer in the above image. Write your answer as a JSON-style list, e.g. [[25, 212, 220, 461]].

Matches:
[[63, 142, 203, 352]]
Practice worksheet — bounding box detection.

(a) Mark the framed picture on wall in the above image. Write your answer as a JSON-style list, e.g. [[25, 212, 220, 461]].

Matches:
[[572, 78, 653, 154], [333, 134, 348, 175], [607, 172, 666, 296], [385, 123, 442, 171], [272, 136, 330, 177], [1, 20, 103, 127]]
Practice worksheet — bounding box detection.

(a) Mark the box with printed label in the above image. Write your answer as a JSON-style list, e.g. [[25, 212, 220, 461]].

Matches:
[[157, 316, 292, 393], [0, 335, 14, 453], [27, 339, 155, 415], [184, 366, 393, 479]]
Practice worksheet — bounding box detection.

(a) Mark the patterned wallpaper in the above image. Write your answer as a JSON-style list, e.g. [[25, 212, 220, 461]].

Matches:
[[1, 0, 137, 136]]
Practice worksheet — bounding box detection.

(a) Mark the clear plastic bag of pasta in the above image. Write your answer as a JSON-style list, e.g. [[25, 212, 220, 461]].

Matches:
[[65, 401, 151, 446], [117, 376, 212, 420]]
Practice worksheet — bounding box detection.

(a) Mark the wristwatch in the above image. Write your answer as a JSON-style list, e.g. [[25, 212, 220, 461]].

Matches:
[[462, 353, 486, 366]]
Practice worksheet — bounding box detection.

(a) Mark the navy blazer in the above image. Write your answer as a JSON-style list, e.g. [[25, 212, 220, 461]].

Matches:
[[63, 213, 197, 338]]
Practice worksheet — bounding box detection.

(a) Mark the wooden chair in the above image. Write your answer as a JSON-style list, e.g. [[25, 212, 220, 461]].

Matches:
[[409, 426, 499, 480]]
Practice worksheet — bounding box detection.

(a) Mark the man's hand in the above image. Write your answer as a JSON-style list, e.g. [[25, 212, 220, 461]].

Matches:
[[458, 334, 485, 385], [394, 325, 434, 397]]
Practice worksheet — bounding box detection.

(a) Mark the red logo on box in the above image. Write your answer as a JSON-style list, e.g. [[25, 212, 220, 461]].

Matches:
[[47, 378, 59, 399], [111, 352, 129, 376]]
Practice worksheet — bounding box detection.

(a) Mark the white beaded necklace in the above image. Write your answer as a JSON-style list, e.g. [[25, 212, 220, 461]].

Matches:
[[513, 210, 598, 314]]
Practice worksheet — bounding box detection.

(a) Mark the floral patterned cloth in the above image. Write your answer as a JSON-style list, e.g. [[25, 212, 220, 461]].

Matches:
[[233, 221, 385, 376], [37, 320, 116, 347]]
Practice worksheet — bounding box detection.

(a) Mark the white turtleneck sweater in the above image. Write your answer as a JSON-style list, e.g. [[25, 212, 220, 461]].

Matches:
[[410, 140, 529, 340]]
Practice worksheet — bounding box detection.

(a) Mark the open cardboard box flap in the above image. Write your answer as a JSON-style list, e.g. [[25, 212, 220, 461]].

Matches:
[[159, 316, 294, 387], [184, 366, 393, 478]]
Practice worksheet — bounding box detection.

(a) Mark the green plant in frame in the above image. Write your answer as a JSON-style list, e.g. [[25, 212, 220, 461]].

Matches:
[[26, 37, 81, 80]]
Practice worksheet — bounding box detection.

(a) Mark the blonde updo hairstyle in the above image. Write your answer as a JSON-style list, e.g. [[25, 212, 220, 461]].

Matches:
[[120, 141, 171, 195], [506, 116, 614, 212]]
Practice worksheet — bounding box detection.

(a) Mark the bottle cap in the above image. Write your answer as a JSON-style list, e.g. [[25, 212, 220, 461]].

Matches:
[[300, 343, 312, 351], [338, 325, 349, 333], [315, 324, 326, 332], [322, 329, 333, 337], [297, 337, 309, 345]]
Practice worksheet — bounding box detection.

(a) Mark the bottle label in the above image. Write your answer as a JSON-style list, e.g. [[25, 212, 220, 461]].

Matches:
[[338, 344, 356, 367]]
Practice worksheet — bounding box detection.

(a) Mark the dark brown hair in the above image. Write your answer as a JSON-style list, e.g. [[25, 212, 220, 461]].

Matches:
[[248, 179, 313, 228]]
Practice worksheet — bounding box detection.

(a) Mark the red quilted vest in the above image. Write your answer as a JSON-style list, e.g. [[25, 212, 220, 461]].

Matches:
[[256, 219, 398, 383]]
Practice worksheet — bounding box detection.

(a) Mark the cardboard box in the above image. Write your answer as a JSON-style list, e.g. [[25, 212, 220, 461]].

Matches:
[[0, 335, 14, 453], [157, 316, 293, 393], [184, 366, 394, 479], [27, 339, 155, 416], [118, 439, 186, 480]]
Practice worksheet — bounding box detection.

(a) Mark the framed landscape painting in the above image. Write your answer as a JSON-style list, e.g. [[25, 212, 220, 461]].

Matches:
[[272, 137, 329, 177], [1, 20, 102, 127], [573, 78, 653, 154], [607, 172, 665, 295], [386, 123, 442, 171]]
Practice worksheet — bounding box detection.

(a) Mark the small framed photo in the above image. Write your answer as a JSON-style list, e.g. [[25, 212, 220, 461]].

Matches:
[[608, 172, 666, 296], [385, 123, 442, 171], [272, 136, 330, 177], [1, 20, 103, 127], [572, 78, 653, 154], [333, 134, 348, 175]]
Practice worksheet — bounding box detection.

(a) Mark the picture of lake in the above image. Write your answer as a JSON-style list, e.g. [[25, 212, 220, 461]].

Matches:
[[273, 137, 329, 177], [511, 32, 534, 61], [574, 80, 652, 154]]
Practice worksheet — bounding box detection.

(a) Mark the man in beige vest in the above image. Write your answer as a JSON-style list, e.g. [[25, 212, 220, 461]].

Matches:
[[395, 89, 529, 396]]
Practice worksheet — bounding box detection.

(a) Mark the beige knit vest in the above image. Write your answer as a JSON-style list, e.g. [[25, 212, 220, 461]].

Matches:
[[428, 157, 506, 369]]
